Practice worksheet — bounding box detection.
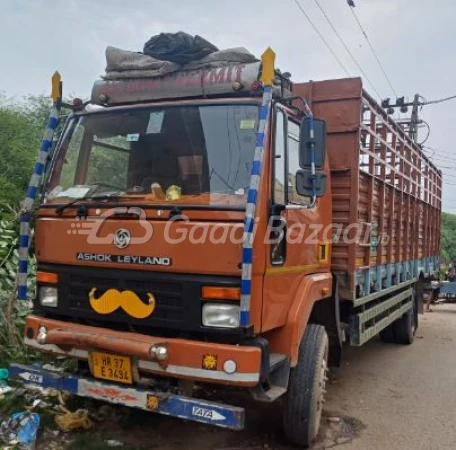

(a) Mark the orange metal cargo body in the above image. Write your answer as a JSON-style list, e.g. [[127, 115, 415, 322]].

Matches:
[[294, 78, 441, 301]]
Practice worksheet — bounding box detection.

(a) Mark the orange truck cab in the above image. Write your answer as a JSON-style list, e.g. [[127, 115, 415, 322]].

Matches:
[[11, 49, 441, 447]]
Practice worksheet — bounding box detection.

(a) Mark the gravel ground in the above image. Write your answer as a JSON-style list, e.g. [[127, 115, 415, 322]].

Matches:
[[32, 303, 456, 450]]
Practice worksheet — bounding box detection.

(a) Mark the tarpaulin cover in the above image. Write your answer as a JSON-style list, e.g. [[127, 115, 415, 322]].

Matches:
[[143, 32, 218, 65], [103, 32, 258, 80], [185, 47, 258, 70], [105, 46, 180, 80]]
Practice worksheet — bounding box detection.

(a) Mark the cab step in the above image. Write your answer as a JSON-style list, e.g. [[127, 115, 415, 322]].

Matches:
[[251, 353, 290, 402]]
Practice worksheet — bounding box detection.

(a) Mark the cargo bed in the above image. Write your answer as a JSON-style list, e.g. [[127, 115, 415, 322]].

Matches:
[[295, 78, 441, 302]]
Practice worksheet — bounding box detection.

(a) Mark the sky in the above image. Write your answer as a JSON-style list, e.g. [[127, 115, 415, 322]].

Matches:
[[1, 0, 456, 212]]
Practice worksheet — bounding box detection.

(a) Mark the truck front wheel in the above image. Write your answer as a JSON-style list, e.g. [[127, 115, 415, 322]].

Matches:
[[283, 324, 329, 447]]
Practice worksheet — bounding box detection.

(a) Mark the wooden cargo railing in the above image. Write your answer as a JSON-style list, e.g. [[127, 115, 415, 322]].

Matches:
[[294, 77, 441, 301]]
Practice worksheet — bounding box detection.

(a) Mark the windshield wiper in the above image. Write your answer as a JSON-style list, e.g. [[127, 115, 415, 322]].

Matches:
[[55, 193, 123, 215]]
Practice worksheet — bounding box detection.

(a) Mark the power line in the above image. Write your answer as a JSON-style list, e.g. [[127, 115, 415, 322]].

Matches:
[[293, 0, 351, 77], [312, 0, 382, 99], [423, 146, 456, 162], [423, 145, 455, 160], [347, 1, 398, 97], [422, 94, 456, 106], [429, 155, 456, 163], [422, 147, 454, 162], [435, 164, 456, 170]]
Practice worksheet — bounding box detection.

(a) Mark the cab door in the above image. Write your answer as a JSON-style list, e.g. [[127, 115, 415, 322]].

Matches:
[[262, 107, 332, 332]]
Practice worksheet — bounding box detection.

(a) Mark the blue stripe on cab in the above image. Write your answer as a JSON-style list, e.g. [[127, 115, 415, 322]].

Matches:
[[255, 133, 265, 147], [17, 286, 28, 299], [19, 234, 29, 248], [18, 103, 61, 300], [245, 217, 255, 233], [35, 162, 45, 176], [48, 117, 59, 128], [18, 260, 28, 273], [259, 107, 268, 121], [246, 188, 257, 205], [26, 185, 37, 200], [240, 86, 273, 326], [241, 279, 252, 294], [240, 310, 250, 325], [243, 248, 253, 264], [251, 160, 261, 176], [40, 139, 53, 152]]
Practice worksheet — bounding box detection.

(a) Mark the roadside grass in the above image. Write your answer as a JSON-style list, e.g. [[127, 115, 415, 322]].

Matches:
[[0, 212, 37, 366]]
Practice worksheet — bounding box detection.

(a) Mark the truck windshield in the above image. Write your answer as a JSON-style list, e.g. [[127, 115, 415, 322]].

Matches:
[[45, 104, 259, 208]]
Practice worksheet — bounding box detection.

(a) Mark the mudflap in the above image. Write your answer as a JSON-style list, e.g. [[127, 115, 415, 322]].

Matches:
[[9, 363, 245, 430]]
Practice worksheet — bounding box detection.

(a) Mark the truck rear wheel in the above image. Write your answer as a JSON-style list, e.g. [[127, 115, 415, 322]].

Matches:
[[380, 290, 417, 345], [283, 324, 329, 447], [392, 310, 414, 344], [379, 323, 395, 343], [393, 292, 417, 345]]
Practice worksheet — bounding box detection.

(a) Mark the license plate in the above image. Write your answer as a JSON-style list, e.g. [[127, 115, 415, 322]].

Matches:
[[91, 351, 133, 384]]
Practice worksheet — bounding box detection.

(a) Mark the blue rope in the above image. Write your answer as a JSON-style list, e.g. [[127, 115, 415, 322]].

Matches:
[[17, 103, 61, 300], [240, 86, 273, 327]]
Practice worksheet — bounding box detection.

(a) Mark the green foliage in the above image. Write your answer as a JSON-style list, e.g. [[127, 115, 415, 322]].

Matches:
[[0, 212, 36, 363], [440, 212, 456, 264], [0, 96, 52, 211], [0, 94, 73, 364]]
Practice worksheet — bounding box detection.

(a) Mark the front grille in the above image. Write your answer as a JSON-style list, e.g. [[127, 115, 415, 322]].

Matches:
[[37, 264, 241, 335], [66, 274, 183, 322]]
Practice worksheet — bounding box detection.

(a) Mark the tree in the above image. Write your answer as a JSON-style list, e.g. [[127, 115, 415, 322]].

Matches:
[[0, 95, 53, 214], [441, 212, 456, 264]]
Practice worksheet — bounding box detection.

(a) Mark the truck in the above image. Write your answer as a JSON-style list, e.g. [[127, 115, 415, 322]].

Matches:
[[11, 47, 441, 447]]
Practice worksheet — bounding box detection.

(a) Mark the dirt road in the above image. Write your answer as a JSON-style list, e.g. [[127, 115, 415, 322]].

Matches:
[[36, 304, 456, 450], [322, 303, 456, 450]]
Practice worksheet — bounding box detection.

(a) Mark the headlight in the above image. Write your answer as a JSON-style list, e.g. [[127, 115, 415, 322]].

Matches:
[[202, 303, 240, 328], [39, 286, 58, 307]]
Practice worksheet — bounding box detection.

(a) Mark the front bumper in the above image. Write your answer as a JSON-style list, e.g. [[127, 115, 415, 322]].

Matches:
[[25, 315, 262, 386], [9, 363, 245, 430]]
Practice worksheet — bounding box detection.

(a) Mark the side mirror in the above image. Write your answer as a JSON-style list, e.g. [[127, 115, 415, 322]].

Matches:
[[295, 168, 327, 197], [299, 117, 327, 169]]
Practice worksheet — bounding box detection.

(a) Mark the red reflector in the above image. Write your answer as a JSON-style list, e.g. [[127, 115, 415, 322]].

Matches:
[[251, 80, 263, 91]]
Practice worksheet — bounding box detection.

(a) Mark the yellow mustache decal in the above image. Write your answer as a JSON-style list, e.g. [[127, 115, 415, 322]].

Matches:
[[89, 288, 156, 319]]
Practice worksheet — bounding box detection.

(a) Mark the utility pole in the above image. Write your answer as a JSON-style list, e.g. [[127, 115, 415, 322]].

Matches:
[[409, 93, 420, 142]]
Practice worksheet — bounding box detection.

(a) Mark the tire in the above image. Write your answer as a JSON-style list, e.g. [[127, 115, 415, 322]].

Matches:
[[380, 288, 418, 345], [393, 309, 415, 345], [379, 288, 417, 345], [394, 288, 417, 345], [283, 324, 329, 447], [379, 323, 395, 343]]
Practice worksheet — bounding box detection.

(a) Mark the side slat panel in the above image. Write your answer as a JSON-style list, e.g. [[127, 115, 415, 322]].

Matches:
[[294, 78, 442, 301]]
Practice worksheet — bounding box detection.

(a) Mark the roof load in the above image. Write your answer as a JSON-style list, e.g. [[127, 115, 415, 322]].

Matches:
[[91, 32, 292, 105], [91, 62, 293, 106]]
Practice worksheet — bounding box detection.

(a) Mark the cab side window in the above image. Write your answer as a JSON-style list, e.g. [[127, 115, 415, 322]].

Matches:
[[273, 109, 286, 204], [287, 120, 311, 205]]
